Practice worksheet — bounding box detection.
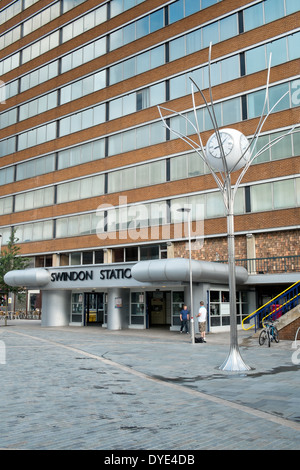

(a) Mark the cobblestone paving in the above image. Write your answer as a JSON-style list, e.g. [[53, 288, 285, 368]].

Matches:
[[0, 321, 299, 450]]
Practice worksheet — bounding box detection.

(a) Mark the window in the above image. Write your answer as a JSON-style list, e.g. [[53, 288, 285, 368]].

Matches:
[[274, 180, 296, 209], [251, 182, 272, 212]]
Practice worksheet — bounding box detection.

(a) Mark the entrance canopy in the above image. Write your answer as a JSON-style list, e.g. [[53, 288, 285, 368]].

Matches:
[[131, 258, 248, 284], [4, 258, 248, 290]]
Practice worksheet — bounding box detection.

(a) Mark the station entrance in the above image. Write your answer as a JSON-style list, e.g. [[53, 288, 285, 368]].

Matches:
[[146, 291, 171, 327], [84, 292, 105, 325]]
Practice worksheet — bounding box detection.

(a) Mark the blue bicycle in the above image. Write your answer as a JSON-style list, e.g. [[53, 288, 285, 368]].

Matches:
[[259, 320, 279, 347]]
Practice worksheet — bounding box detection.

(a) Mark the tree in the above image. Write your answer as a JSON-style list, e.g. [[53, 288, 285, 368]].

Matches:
[[0, 229, 30, 325]]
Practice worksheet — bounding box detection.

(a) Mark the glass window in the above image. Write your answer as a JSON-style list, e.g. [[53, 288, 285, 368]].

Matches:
[[110, 29, 123, 50], [170, 75, 187, 100], [220, 14, 237, 42], [110, 97, 122, 120], [243, 3, 263, 32], [286, 0, 299, 14], [123, 57, 135, 79], [140, 245, 159, 260], [150, 9, 164, 32], [270, 131, 292, 160], [94, 37, 106, 58], [136, 16, 149, 39], [123, 93, 136, 115], [108, 133, 122, 156], [296, 178, 300, 206], [185, 0, 200, 16], [110, 63, 123, 85], [82, 251, 93, 265], [247, 89, 266, 119], [136, 89, 149, 111], [71, 252, 81, 265], [246, 45, 266, 75], [222, 97, 241, 126], [264, 0, 284, 24], [123, 23, 135, 44], [136, 51, 149, 74], [150, 121, 165, 145], [206, 192, 225, 218], [169, 0, 184, 24], [171, 155, 188, 181], [269, 82, 290, 113], [136, 164, 149, 186], [267, 37, 287, 67], [288, 32, 300, 61], [251, 183, 272, 212], [92, 104, 105, 127], [136, 126, 148, 148], [122, 129, 136, 153], [150, 82, 165, 106], [186, 29, 202, 55], [254, 133, 270, 164], [169, 36, 185, 61], [273, 180, 295, 209], [202, 21, 219, 48], [150, 45, 165, 68], [150, 160, 165, 185], [94, 70, 106, 91], [188, 151, 205, 177], [221, 55, 240, 83]]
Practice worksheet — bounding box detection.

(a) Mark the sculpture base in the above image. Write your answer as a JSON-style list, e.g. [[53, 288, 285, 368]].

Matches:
[[219, 346, 252, 372]]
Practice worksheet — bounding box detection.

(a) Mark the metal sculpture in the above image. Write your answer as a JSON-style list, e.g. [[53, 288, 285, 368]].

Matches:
[[158, 44, 297, 371]]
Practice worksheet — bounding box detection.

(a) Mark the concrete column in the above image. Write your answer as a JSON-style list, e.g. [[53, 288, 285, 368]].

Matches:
[[104, 249, 113, 264], [41, 290, 71, 327], [107, 288, 129, 330], [184, 283, 209, 332], [246, 233, 256, 273]]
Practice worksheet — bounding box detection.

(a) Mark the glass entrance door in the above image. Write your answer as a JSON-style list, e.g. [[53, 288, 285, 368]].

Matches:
[[84, 293, 105, 325]]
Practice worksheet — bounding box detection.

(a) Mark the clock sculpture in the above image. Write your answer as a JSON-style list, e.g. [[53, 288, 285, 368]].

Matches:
[[205, 128, 250, 172], [158, 44, 297, 372]]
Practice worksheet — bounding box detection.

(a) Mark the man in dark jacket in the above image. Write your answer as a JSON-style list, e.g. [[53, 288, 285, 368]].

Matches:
[[180, 305, 190, 334]]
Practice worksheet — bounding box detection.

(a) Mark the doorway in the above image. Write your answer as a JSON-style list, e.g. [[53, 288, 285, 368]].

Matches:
[[84, 293, 105, 325], [146, 291, 171, 327]]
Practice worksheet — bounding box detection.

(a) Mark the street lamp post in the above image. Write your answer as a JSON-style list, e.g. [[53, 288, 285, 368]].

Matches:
[[177, 208, 195, 345]]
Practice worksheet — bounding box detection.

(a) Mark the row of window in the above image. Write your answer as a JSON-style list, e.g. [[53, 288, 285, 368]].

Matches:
[[0, 0, 299, 87], [0, 0, 222, 75], [29, 243, 168, 268], [1, 78, 298, 158], [0, 0, 144, 32], [0, 0, 39, 26], [0, 177, 299, 245], [0, 2, 61, 50], [3, 30, 299, 133], [0, 124, 298, 191]]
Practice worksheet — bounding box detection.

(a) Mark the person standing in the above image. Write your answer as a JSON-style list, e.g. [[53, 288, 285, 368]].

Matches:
[[197, 301, 207, 342], [180, 305, 190, 334]]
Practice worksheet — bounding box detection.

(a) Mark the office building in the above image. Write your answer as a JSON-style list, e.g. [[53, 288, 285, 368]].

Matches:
[[1, 0, 299, 329]]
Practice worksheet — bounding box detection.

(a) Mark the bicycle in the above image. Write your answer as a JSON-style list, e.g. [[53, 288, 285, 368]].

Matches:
[[259, 320, 279, 347]]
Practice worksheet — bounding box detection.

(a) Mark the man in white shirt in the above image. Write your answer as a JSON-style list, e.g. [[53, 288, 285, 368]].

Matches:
[[197, 301, 207, 343]]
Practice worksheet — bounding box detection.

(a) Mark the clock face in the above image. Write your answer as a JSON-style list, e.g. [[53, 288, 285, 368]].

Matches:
[[207, 132, 234, 159], [240, 134, 249, 154]]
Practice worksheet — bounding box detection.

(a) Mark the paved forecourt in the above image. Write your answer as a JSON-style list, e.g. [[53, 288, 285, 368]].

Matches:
[[0, 320, 299, 451]]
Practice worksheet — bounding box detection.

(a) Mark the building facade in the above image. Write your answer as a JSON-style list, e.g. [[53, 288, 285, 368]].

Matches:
[[0, 0, 299, 330]]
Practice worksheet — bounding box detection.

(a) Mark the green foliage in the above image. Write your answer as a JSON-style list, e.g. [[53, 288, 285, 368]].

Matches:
[[0, 229, 30, 302]]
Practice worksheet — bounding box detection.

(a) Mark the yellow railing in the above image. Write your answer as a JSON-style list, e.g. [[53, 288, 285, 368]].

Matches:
[[242, 281, 300, 331]]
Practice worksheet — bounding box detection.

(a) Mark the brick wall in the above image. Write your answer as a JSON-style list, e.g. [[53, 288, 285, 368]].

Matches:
[[173, 230, 299, 263], [280, 317, 300, 341]]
